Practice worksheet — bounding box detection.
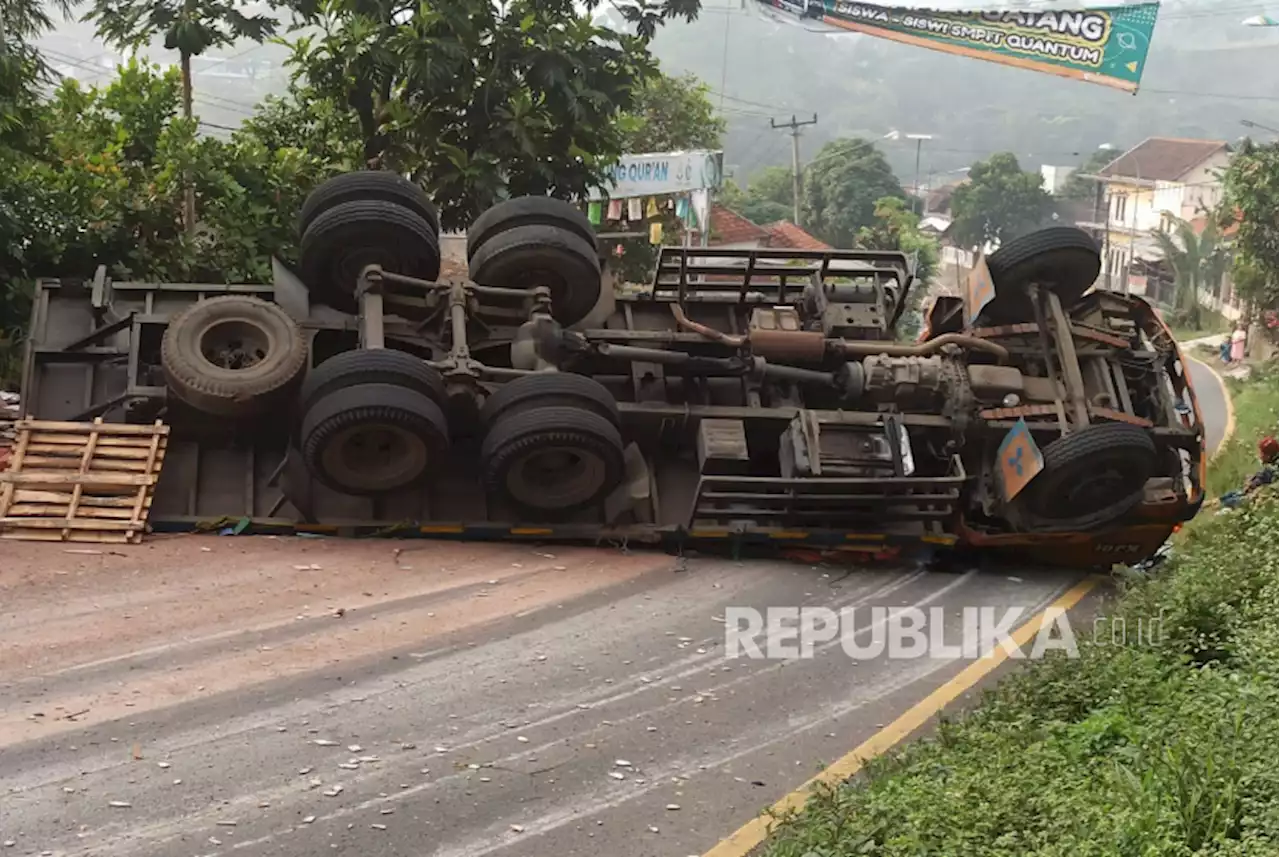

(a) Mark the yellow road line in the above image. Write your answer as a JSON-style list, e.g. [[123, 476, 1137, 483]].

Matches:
[[1186, 354, 1236, 462], [701, 575, 1103, 857]]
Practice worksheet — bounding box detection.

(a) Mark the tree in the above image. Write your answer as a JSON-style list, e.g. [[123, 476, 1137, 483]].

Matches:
[[1151, 215, 1231, 330], [1057, 148, 1116, 202], [0, 0, 72, 153], [854, 196, 939, 340], [1220, 140, 1278, 320], [280, 0, 700, 231], [800, 138, 904, 248], [619, 72, 724, 153], [949, 152, 1053, 249], [84, 0, 277, 231], [719, 165, 793, 226]]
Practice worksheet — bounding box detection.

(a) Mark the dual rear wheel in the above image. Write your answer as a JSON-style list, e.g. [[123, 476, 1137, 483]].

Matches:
[[296, 359, 624, 517]]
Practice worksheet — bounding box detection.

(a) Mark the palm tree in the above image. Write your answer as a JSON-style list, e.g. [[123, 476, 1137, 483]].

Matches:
[[1150, 214, 1232, 331]]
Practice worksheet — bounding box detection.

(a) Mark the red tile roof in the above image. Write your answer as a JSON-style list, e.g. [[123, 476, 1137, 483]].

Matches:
[[1098, 137, 1230, 182], [764, 220, 832, 250], [709, 204, 771, 245]]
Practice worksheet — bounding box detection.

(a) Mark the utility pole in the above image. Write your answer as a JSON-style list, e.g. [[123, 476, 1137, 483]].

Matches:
[[771, 114, 818, 226]]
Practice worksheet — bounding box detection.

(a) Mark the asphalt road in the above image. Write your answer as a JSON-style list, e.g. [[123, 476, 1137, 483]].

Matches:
[[1186, 356, 1229, 456], [0, 369, 1230, 857], [0, 538, 1082, 857]]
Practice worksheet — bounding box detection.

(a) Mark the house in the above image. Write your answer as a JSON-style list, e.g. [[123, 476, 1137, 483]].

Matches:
[[1075, 137, 1232, 296], [704, 204, 830, 250]]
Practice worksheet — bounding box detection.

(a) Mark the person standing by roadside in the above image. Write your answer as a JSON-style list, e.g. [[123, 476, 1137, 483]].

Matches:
[[1230, 323, 1247, 364]]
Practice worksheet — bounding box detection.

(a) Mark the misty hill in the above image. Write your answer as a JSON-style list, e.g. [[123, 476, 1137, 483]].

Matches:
[[651, 1, 1279, 182]]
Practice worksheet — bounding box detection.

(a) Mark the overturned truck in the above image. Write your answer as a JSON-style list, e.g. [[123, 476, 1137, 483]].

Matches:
[[18, 172, 1206, 566]]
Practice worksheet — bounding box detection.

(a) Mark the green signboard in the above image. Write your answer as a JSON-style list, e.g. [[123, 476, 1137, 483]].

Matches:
[[753, 2, 1161, 92]]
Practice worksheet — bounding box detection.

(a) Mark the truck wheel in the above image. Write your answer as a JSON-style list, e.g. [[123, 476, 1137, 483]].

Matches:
[[300, 383, 449, 496], [466, 196, 597, 260], [481, 405, 624, 517], [299, 199, 441, 312], [983, 227, 1100, 323], [162, 296, 308, 418], [1013, 421, 1157, 533], [479, 373, 619, 431], [468, 224, 602, 326], [300, 349, 446, 414], [298, 171, 440, 237]]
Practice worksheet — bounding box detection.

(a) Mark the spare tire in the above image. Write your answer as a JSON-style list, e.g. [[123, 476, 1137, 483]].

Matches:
[[982, 227, 1101, 324], [467, 196, 597, 260], [162, 296, 308, 418], [300, 349, 446, 414], [468, 224, 602, 326], [300, 382, 449, 496], [1012, 421, 1157, 533], [299, 199, 441, 312], [479, 373, 619, 431], [298, 171, 440, 237], [481, 405, 625, 518]]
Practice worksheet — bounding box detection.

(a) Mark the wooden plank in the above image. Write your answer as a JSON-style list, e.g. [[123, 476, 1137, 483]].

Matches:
[[127, 421, 165, 542], [16, 419, 169, 437], [26, 442, 156, 459], [27, 433, 163, 448], [0, 424, 32, 517], [18, 456, 150, 472], [0, 471, 156, 487], [7, 504, 137, 519], [12, 490, 139, 508], [0, 517, 139, 531], [1, 529, 132, 544]]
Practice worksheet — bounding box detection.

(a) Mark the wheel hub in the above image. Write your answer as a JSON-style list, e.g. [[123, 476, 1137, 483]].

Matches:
[[199, 319, 269, 371], [321, 422, 428, 493], [505, 444, 607, 510]]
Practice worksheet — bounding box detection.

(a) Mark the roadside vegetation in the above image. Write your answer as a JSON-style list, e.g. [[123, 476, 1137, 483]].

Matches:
[[759, 367, 1280, 857]]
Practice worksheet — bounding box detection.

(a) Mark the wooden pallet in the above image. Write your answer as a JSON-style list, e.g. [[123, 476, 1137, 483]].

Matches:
[[0, 418, 169, 544]]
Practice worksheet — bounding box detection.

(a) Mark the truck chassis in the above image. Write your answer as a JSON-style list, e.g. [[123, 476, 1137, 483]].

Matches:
[[15, 175, 1206, 567]]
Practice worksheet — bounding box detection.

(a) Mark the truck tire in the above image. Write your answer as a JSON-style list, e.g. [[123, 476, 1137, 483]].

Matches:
[[298, 171, 440, 237], [982, 227, 1101, 323], [481, 405, 624, 517], [300, 383, 449, 496], [162, 295, 308, 418], [468, 224, 602, 326], [300, 349, 446, 414], [1013, 421, 1157, 533], [466, 196, 597, 260], [299, 199, 441, 312], [479, 373, 619, 431]]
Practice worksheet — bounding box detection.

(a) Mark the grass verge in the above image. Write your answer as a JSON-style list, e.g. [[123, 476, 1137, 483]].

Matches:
[[1169, 306, 1232, 345], [758, 370, 1279, 857]]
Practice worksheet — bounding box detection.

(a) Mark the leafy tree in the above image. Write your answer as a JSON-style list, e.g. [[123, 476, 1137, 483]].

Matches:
[[949, 152, 1053, 249], [800, 138, 904, 248], [1150, 215, 1231, 330], [854, 196, 939, 340], [84, 0, 277, 231], [1220, 140, 1278, 321], [0, 0, 71, 153], [280, 0, 700, 231], [619, 72, 724, 153], [1057, 148, 1116, 202]]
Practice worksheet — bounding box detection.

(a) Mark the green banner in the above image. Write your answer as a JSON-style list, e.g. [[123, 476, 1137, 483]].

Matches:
[[752, 2, 1161, 92]]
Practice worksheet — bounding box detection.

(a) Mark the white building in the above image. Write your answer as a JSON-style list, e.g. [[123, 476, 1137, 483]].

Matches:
[[1075, 137, 1232, 296]]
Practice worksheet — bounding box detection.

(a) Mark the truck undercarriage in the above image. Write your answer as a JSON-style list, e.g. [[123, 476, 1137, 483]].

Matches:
[[14, 173, 1205, 566]]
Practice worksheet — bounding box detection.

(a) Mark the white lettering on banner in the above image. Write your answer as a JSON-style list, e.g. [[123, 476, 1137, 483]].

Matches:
[[588, 150, 724, 200]]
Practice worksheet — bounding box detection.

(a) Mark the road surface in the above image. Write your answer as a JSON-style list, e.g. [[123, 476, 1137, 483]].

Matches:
[[0, 537, 1082, 857], [1186, 356, 1229, 456], [0, 367, 1230, 857]]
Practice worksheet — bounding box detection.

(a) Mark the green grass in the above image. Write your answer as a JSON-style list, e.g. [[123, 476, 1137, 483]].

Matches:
[[1206, 360, 1279, 500], [1170, 306, 1232, 345], [757, 371, 1280, 857]]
